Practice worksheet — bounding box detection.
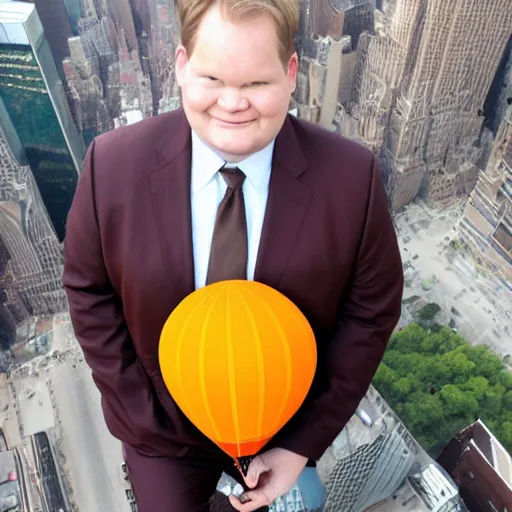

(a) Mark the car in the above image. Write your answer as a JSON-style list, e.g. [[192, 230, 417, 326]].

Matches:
[[121, 462, 129, 481]]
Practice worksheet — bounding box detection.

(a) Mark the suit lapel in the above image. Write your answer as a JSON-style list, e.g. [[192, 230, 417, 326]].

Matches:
[[148, 109, 195, 303], [255, 116, 312, 289]]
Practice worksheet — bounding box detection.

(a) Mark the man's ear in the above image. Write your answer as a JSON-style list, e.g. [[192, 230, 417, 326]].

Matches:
[[287, 52, 298, 94], [175, 44, 189, 87]]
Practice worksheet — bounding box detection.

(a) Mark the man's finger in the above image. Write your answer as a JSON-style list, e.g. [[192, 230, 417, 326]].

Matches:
[[229, 491, 270, 512], [228, 494, 244, 511], [245, 456, 268, 488], [229, 493, 265, 511]]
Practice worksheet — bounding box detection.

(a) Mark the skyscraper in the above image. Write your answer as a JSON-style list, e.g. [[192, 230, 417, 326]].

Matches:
[[0, 97, 66, 317], [26, 0, 73, 80], [389, 0, 512, 207], [437, 420, 512, 512], [335, 0, 512, 209], [62, 0, 81, 35], [110, 0, 139, 52], [0, 1, 85, 241], [63, 36, 113, 145], [458, 105, 512, 291], [130, 0, 152, 38], [298, 0, 345, 41]]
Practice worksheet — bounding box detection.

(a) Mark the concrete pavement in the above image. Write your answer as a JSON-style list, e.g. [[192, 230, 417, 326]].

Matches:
[[3, 314, 132, 512], [49, 360, 130, 512]]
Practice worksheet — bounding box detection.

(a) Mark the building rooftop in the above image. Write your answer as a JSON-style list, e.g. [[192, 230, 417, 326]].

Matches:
[[437, 419, 512, 512], [0, 1, 34, 24], [470, 420, 512, 487]]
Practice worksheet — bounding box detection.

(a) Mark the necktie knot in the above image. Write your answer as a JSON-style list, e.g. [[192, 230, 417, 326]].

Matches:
[[220, 167, 245, 190]]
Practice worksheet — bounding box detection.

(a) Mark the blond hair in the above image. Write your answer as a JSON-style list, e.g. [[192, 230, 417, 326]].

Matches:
[[175, 0, 299, 65]]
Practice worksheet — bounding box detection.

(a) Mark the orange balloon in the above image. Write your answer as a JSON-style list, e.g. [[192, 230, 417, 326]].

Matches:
[[159, 280, 316, 458]]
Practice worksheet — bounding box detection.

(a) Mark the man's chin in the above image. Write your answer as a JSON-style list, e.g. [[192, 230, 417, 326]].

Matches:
[[215, 147, 254, 162], [209, 139, 258, 161]]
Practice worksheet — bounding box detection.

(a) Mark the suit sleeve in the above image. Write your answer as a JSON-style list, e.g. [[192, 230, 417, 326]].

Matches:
[[275, 156, 404, 461], [63, 140, 175, 456]]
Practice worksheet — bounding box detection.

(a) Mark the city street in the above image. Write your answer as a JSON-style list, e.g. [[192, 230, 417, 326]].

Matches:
[[49, 359, 131, 512], [3, 313, 132, 512]]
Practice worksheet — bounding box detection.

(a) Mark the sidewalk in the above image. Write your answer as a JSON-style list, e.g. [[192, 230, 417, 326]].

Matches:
[[0, 373, 21, 449]]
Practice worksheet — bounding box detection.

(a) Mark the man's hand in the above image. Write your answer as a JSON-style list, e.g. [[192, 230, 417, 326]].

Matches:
[[229, 448, 308, 512]]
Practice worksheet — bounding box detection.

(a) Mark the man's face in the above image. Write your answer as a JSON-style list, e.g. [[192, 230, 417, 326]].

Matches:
[[175, 5, 298, 162]]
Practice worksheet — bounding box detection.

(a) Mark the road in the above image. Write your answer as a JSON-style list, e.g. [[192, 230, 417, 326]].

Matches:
[[6, 313, 131, 512], [48, 359, 131, 512]]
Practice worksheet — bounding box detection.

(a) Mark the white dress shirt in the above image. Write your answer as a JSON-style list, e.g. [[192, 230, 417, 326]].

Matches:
[[191, 130, 274, 290]]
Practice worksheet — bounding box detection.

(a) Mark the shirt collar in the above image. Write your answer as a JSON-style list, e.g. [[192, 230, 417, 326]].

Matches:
[[191, 130, 275, 194]]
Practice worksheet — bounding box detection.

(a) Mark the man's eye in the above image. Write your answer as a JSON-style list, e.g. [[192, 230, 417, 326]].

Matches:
[[251, 82, 267, 86], [206, 76, 218, 81]]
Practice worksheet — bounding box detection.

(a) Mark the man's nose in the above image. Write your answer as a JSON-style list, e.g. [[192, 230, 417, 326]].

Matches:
[[217, 88, 249, 111]]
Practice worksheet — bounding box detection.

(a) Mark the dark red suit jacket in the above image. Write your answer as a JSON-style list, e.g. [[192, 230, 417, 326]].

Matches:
[[62, 108, 403, 461]]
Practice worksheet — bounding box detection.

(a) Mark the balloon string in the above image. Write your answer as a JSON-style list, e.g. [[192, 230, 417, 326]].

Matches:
[[233, 458, 244, 479]]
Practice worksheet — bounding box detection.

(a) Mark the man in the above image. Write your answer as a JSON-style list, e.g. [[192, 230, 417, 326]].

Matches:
[[62, 0, 404, 510]]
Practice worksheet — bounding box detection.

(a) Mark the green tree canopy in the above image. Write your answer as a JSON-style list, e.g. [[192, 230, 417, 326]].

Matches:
[[373, 323, 512, 457]]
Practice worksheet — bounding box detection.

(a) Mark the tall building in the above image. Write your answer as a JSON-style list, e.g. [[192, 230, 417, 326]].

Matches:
[[0, 239, 17, 349], [62, 0, 81, 35], [109, 0, 139, 52], [25, 0, 73, 80], [81, 0, 98, 18], [294, 1, 376, 126], [389, 0, 512, 208], [458, 105, 512, 291], [484, 37, 512, 135], [0, 98, 66, 317], [0, 1, 86, 241], [331, 0, 512, 209], [297, 0, 345, 41], [63, 45, 113, 144], [130, 0, 152, 39], [321, 386, 466, 512], [437, 420, 512, 512], [77, 15, 116, 59], [341, 2, 374, 50]]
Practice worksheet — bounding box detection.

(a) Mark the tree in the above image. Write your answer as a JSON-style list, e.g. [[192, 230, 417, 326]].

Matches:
[[373, 363, 398, 400], [441, 349, 477, 384], [464, 345, 504, 381], [388, 323, 428, 353], [373, 323, 512, 457], [503, 390, 512, 411], [439, 384, 479, 417], [418, 303, 441, 321], [495, 422, 512, 451], [462, 376, 490, 401], [392, 377, 413, 401], [481, 384, 505, 417], [497, 371, 512, 390]]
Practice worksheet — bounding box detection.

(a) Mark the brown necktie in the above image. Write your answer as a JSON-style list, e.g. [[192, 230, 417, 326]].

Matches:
[[205, 167, 248, 285]]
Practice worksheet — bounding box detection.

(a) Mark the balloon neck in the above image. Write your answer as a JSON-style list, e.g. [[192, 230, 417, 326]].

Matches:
[[234, 455, 253, 478]]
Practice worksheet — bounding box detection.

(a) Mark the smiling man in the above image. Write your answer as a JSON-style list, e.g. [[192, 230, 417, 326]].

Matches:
[[62, 1, 404, 511], [176, 2, 296, 162]]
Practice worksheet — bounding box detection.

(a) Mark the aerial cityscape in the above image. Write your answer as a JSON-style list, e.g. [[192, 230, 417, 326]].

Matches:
[[0, 0, 510, 510]]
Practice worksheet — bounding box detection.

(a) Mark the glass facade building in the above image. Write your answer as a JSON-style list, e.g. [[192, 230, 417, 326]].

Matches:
[[0, 1, 85, 241]]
